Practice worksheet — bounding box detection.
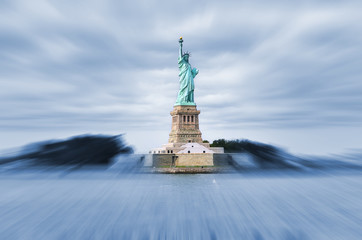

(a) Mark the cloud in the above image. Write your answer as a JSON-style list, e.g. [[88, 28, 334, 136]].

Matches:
[[0, 0, 362, 153]]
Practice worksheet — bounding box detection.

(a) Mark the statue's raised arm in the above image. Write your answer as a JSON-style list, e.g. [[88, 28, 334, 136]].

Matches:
[[175, 37, 198, 106], [179, 37, 183, 59]]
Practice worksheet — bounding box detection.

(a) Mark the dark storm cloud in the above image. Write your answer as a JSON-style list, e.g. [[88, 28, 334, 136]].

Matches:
[[0, 0, 362, 152]]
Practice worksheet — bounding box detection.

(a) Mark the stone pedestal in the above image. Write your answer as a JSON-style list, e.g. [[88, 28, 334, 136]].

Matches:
[[168, 105, 203, 143], [149, 104, 224, 168]]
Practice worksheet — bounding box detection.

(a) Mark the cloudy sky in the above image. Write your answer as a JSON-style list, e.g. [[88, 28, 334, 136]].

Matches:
[[0, 0, 361, 154]]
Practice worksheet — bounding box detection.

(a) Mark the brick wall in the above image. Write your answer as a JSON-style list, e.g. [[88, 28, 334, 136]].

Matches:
[[175, 153, 213, 166]]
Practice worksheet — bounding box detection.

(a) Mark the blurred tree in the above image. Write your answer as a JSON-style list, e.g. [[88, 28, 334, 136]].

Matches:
[[0, 134, 133, 167], [210, 139, 295, 168]]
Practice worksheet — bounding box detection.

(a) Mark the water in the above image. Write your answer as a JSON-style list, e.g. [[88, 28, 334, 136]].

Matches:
[[0, 168, 361, 239]]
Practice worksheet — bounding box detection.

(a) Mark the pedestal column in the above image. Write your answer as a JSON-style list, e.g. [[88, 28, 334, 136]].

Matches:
[[168, 105, 203, 143]]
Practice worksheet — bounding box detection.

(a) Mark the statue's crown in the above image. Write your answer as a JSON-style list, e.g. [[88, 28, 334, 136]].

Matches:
[[183, 51, 191, 57]]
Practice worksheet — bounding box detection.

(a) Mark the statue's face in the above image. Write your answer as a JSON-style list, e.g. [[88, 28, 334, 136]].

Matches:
[[184, 54, 189, 62]]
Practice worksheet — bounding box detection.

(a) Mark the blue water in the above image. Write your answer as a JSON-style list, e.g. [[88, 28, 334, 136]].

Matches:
[[0, 169, 361, 240]]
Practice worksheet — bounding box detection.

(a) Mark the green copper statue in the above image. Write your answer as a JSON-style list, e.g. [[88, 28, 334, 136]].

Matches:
[[175, 37, 199, 106]]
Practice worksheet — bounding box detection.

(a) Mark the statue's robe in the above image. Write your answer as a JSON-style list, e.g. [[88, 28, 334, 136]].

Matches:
[[176, 55, 198, 105]]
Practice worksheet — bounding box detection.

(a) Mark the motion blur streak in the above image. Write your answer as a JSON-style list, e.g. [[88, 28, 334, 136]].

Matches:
[[0, 170, 361, 239], [0, 138, 361, 239]]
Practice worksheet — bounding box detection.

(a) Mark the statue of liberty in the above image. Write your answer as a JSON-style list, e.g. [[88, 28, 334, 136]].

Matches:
[[175, 37, 199, 106]]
